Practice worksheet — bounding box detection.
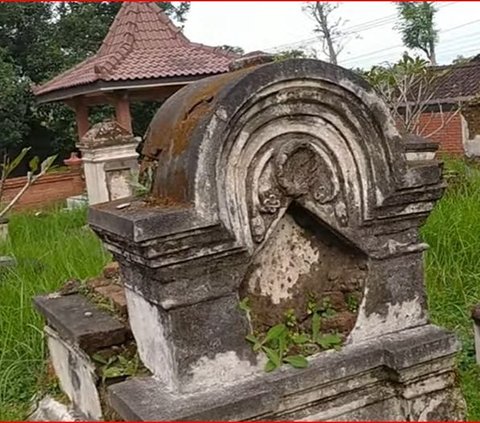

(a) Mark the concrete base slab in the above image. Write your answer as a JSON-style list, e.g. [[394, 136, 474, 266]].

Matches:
[[108, 325, 465, 421]]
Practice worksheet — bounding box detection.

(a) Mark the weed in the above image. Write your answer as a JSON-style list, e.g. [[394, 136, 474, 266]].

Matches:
[[242, 298, 343, 372], [346, 293, 360, 313]]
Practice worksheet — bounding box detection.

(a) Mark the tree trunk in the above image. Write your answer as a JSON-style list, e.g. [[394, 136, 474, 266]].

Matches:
[[316, 4, 338, 65], [429, 42, 437, 66], [324, 28, 338, 65]]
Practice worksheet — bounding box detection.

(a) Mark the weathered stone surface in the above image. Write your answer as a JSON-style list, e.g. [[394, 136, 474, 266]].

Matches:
[[108, 325, 464, 421], [86, 58, 463, 420], [34, 293, 128, 353], [78, 120, 139, 205], [103, 261, 120, 279], [241, 208, 366, 335], [93, 283, 128, 316], [77, 120, 136, 149], [66, 194, 88, 211], [29, 395, 82, 422], [404, 134, 439, 161], [43, 326, 102, 421]]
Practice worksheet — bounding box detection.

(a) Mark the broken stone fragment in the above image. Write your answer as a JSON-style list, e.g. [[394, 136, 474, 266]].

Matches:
[[103, 261, 120, 279], [59, 279, 81, 296]]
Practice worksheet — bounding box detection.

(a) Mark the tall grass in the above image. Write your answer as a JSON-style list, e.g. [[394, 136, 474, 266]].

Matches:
[[0, 207, 109, 420], [422, 159, 480, 420]]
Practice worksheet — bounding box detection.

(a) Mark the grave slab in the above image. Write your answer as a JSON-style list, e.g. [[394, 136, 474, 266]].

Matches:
[[34, 293, 128, 353]]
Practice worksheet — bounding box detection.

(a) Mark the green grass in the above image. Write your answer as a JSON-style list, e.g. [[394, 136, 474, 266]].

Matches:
[[2, 160, 480, 420], [0, 207, 109, 420], [422, 159, 480, 420]]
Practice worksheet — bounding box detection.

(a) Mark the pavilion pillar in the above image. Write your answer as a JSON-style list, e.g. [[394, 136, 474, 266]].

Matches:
[[114, 94, 132, 133], [73, 99, 90, 140]]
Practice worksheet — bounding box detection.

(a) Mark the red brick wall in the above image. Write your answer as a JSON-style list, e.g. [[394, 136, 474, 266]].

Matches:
[[2, 169, 85, 210], [416, 111, 464, 155]]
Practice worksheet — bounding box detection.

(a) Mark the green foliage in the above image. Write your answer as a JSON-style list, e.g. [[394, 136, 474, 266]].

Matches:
[[362, 53, 440, 136], [217, 45, 244, 55], [0, 147, 57, 217], [92, 350, 144, 383], [346, 293, 359, 313], [0, 49, 30, 151], [242, 297, 343, 373], [0, 207, 110, 420], [421, 159, 480, 419], [395, 2, 438, 64], [363, 53, 431, 92], [274, 49, 309, 61], [0, 2, 190, 166], [452, 55, 470, 66], [0, 3, 62, 83]]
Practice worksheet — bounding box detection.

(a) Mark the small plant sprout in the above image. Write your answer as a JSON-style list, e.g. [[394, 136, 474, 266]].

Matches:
[[239, 296, 345, 373], [346, 293, 360, 313]]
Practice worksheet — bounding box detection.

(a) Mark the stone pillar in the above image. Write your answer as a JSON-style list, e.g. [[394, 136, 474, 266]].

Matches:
[[78, 120, 139, 205], [88, 60, 465, 421], [114, 94, 132, 134], [73, 99, 90, 140]]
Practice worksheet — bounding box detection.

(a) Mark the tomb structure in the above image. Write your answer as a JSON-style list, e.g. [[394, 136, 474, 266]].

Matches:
[[78, 120, 140, 205], [84, 58, 464, 420]]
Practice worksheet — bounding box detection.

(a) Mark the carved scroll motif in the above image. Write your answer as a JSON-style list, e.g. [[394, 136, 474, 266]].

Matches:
[[248, 142, 348, 244]]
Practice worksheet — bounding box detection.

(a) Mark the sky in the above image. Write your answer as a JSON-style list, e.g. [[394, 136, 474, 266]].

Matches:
[[182, 1, 480, 69]]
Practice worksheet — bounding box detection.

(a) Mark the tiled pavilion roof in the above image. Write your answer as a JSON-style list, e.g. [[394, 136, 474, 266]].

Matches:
[[428, 56, 480, 103], [34, 2, 237, 100]]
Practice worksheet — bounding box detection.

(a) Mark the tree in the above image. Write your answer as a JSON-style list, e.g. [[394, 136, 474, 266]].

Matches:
[[0, 3, 63, 82], [218, 45, 245, 55], [274, 49, 309, 61], [396, 2, 438, 66], [452, 55, 470, 65], [0, 2, 190, 171], [0, 49, 30, 151], [302, 2, 346, 65], [363, 54, 457, 138]]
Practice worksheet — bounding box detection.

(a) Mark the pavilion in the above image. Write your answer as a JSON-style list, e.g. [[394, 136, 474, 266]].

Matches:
[[34, 2, 238, 139]]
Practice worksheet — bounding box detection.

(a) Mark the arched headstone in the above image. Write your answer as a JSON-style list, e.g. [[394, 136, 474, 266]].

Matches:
[[89, 59, 464, 421]]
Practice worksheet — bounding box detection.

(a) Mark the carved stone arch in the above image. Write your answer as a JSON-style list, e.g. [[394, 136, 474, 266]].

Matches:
[[197, 66, 408, 254]]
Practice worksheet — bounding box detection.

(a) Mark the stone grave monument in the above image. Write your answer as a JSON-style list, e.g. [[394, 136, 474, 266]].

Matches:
[[77, 120, 140, 205], [36, 58, 465, 421]]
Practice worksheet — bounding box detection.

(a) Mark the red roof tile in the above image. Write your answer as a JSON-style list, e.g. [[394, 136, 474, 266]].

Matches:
[[34, 3, 237, 98]]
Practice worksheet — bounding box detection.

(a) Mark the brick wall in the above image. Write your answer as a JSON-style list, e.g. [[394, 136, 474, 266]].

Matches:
[[417, 111, 464, 155], [2, 169, 86, 210]]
